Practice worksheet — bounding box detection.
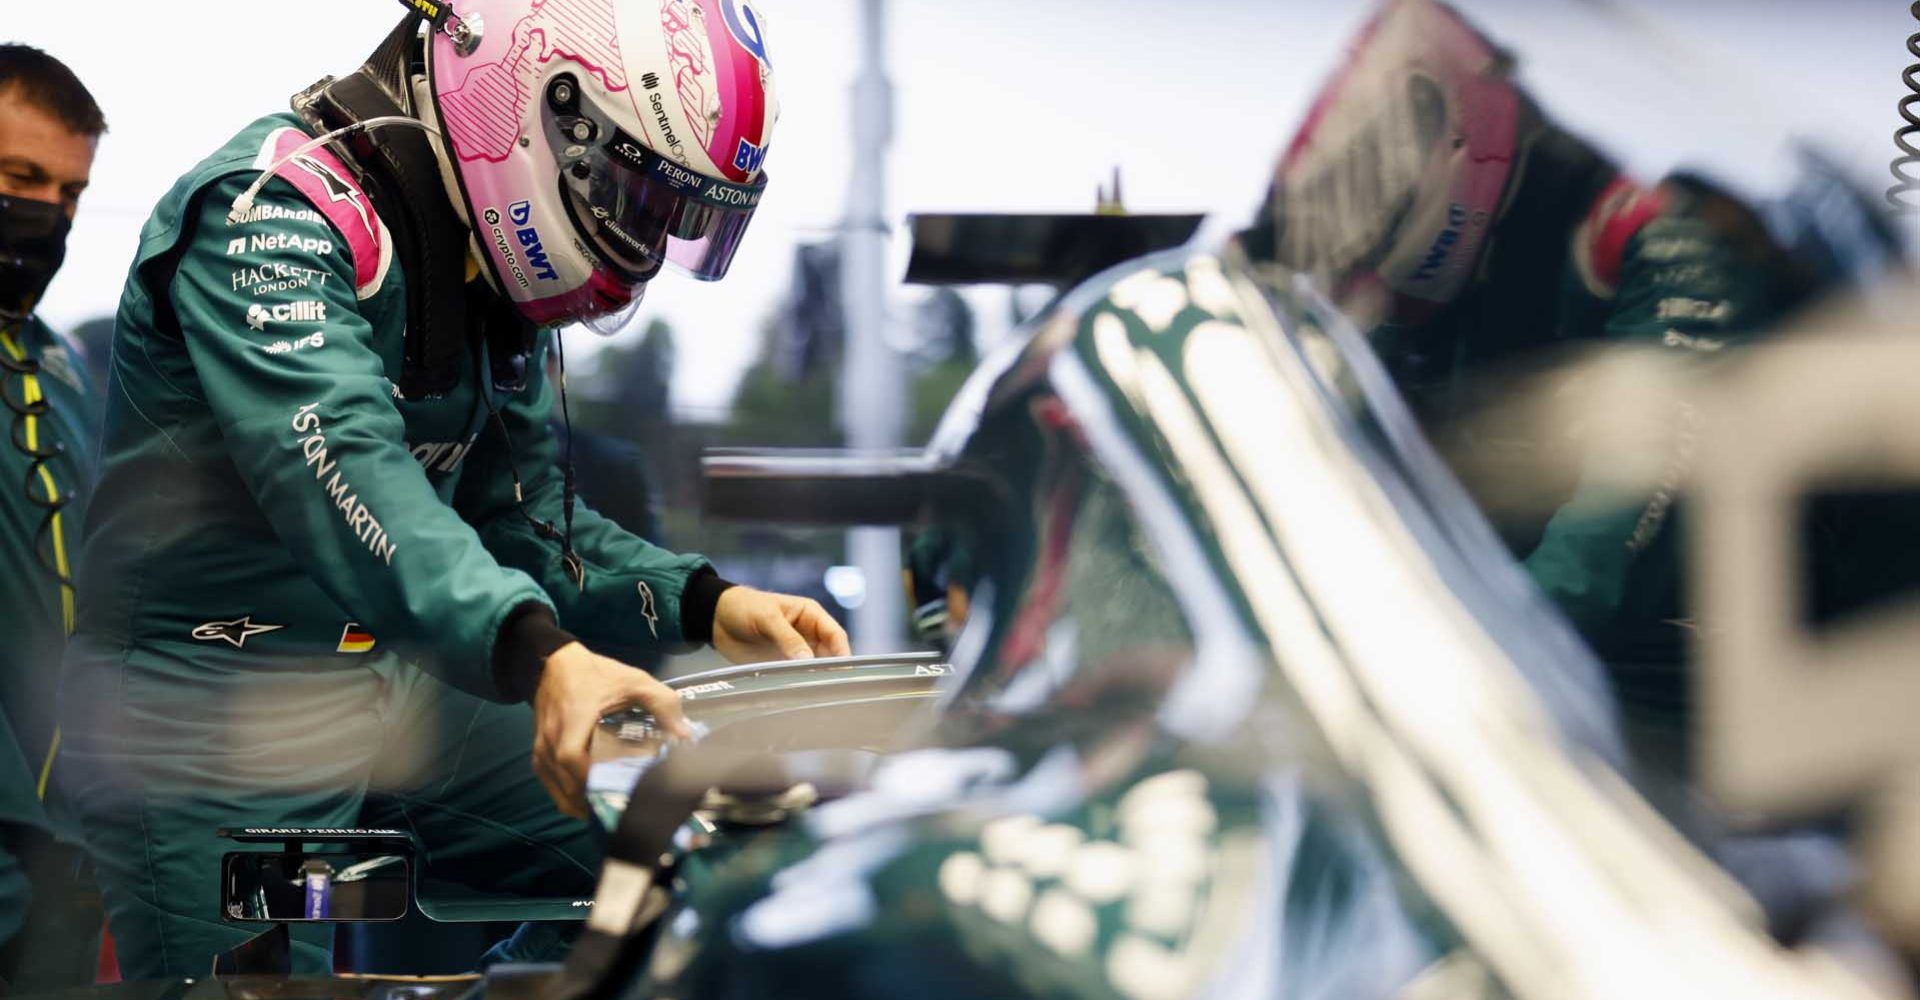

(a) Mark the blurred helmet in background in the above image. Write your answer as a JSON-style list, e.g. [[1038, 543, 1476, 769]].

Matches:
[[427, 0, 779, 330], [1252, 0, 1531, 325]]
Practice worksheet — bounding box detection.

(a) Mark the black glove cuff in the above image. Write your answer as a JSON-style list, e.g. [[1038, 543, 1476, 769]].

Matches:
[[493, 603, 579, 703], [680, 567, 737, 646]]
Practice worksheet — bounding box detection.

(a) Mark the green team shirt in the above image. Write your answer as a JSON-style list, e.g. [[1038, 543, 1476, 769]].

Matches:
[[0, 316, 99, 831], [68, 113, 707, 705]]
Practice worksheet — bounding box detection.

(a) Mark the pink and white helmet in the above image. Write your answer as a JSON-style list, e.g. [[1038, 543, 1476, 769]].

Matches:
[[1267, 0, 1523, 323], [427, 0, 779, 329]]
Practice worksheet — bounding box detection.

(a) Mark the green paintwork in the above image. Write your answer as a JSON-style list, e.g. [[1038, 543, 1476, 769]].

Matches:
[[600, 249, 1453, 1000]]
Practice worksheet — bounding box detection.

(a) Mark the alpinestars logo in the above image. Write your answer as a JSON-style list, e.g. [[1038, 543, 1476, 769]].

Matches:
[[191, 615, 287, 649], [637, 581, 660, 638], [247, 301, 328, 331], [291, 154, 374, 238]]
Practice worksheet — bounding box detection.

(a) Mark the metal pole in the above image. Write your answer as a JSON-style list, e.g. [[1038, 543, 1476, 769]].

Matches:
[[839, 0, 907, 651]]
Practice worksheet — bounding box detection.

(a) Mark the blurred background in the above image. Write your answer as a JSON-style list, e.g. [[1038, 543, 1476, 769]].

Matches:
[[11, 0, 1918, 664]]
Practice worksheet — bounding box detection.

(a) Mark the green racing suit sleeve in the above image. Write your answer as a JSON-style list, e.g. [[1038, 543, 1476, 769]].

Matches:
[[453, 333, 726, 680], [170, 174, 557, 702], [1521, 177, 1790, 654]]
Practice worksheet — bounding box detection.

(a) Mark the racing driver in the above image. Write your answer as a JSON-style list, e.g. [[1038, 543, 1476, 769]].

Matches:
[[57, 0, 844, 976], [1246, 0, 1899, 788]]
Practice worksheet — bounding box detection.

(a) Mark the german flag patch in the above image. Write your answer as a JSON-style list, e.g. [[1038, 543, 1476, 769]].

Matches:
[[336, 624, 376, 655]]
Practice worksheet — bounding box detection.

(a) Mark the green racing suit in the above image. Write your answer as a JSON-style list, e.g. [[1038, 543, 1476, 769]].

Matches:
[[1385, 164, 1898, 786], [0, 315, 101, 986], [59, 113, 719, 976]]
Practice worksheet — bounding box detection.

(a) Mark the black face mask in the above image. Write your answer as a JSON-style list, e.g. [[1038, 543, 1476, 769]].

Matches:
[[0, 194, 72, 325]]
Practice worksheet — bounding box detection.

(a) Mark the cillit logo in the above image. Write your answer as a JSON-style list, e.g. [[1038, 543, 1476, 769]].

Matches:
[[246, 301, 328, 331], [733, 137, 767, 174], [508, 201, 559, 282]]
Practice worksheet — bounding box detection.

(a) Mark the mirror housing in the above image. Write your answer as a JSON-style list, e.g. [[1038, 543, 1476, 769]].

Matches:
[[222, 851, 410, 922]]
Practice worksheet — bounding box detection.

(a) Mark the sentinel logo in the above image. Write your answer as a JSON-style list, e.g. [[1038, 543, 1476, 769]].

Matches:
[[508, 201, 559, 282]]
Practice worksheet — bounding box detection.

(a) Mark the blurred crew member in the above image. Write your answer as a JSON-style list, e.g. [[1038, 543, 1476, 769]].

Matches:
[[0, 43, 104, 990], [60, 0, 846, 976], [1245, 0, 1899, 782]]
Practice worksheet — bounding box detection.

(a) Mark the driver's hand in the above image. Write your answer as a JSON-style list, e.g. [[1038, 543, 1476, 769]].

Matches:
[[533, 642, 691, 818], [711, 586, 851, 664]]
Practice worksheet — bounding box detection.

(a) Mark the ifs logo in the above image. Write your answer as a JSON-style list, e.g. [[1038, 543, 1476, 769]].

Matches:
[[508, 201, 559, 283]]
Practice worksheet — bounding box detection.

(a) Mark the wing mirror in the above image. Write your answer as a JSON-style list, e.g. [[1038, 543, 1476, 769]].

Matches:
[[221, 851, 410, 922]]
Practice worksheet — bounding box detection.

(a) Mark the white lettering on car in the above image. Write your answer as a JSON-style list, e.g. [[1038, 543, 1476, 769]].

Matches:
[[679, 680, 734, 701]]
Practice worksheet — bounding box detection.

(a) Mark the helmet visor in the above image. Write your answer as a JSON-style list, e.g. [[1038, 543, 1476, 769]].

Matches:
[[554, 118, 767, 284]]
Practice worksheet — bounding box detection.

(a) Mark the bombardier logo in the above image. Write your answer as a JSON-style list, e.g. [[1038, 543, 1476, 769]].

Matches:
[[246, 301, 328, 331], [227, 203, 324, 227], [508, 201, 559, 282]]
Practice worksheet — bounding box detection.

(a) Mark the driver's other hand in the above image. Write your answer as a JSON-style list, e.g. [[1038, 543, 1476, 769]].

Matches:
[[711, 586, 852, 665], [532, 642, 690, 818]]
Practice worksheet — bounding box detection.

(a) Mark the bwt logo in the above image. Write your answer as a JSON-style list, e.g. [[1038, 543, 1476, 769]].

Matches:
[[734, 138, 767, 174], [1410, 203, 1470, 284], [508, 201, 559, 282]]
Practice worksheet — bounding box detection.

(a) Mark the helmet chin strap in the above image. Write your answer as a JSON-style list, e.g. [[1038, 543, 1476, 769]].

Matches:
[[408, 72, 470, 230], [407, 67, 506, 300]]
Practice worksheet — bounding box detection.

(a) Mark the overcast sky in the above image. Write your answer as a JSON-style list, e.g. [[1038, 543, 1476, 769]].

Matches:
[[12, 0, 1914, 414]]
